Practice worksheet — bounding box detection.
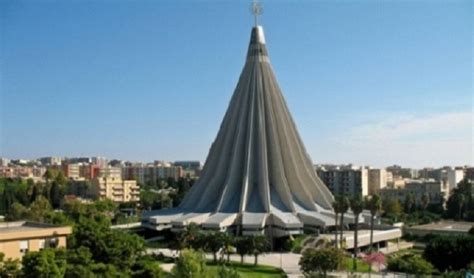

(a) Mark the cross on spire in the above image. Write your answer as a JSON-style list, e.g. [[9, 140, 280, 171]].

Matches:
[[251, 0, 263, 26]]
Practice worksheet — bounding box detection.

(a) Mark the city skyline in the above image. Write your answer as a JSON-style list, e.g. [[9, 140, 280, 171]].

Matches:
[[1, 1, 472, 168]]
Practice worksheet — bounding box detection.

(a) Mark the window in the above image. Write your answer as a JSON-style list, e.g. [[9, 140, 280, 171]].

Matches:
[[20, 240, 29, 254], [38, 239, 46, 250]]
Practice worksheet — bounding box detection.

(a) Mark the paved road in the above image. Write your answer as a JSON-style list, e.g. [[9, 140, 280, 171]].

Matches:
[[148, 242, 413, 278]]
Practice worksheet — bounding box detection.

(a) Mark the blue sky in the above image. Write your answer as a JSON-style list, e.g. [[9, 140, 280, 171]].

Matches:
[[1, 0, 472, 168]]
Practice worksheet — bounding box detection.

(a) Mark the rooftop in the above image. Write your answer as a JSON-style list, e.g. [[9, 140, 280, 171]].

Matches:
[[0, 221, 72, 240], [409, 221, 473, 233]]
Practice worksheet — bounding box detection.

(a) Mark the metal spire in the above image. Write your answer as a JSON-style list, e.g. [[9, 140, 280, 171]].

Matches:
[[251, 0, 263, 26]]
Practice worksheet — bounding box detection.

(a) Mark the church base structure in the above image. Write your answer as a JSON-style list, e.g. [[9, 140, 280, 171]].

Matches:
[[142, 208, 357, 238], [141, 209, 403, 249]]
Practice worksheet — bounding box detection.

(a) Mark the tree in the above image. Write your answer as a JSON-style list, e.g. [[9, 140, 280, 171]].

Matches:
[[29, 196, 53, 222], [217, 265, 240, 278], [382, 198, 403, 221], [43, 169, 54, 184], [202, 232, 224, 262], [65, 246, 96, 278], [234, 237, 251, 264], [338, 195, 350, 247], [55, 171, 67, 186], [179, 222, 201, 249], [220, 232, 234, 263], [366, 194, 382, 250], [387, 253, 434, 275], [248, 235, 269, 265], [49, 181, 62, 209], [421, 193, 430, 211], [424, 235, 474, 271], [299, 247, 344, 277], [446, 180, 473, 220], [7, 202, 29, 221], [132, 257, 164, 278], [332, 199, 340, 248], [170, 249, 209, 278], [68, 215, 144, 270], [350, 194, 364, 270], [0, 252, 21, 278], [404, 193, 415, 214], [22, 248, 67, 278]]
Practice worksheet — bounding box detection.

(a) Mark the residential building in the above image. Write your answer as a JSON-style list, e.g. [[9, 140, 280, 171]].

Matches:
[[0, 158, 10, 167], [386, 165, 417, 179], [447, 167, 465, 190], [418, 166, 465, 190], [368, 168, 387, 195], [0, 166, 46, 181], [90, 177, 140, 203], [380, 179, 449, 206], [466, 167, 474, 181], [174, 161, 202, 177], [0, 221, 72, 260], [61, 164, 80, 179], [98, 166, 122, 178], [316, 164, 369, 197], [122, 164, 183, 184], [79, 164, 100, 180], [92, 156, 108, 168], [38, 157, 62, 166]]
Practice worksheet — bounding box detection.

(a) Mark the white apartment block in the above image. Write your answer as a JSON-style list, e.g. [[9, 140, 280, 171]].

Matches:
[[316, 164, 369, 197]]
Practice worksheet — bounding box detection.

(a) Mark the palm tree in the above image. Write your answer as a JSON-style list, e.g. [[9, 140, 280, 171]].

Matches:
[[458, 194, 465, 220], [332, 199, 340, 248], [350, 194, 364, 270], [367, 194, 382, 250], [339, 195, 350, 247], [221, 232, 234, 263], [180, 222, 200, 249]]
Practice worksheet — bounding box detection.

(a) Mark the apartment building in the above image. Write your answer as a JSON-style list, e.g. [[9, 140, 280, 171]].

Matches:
[[316, 164, 369, 197], [122, 164, 183, 185], [90, 177, 140, 203], [0, 166, 46, 181], [380, 179, 449, 205], [368, 168, 388, 195]]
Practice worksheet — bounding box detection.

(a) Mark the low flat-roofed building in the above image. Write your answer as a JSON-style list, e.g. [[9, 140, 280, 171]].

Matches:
[[405, 221, 473, 237], [0, 221, 72, 260]]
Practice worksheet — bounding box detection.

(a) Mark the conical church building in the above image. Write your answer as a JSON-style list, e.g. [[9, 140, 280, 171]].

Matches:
[[144, 23, 347, 237]]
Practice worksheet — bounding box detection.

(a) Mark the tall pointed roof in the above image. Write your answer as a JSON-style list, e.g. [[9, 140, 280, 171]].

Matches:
[[145, 25, 341, 236]]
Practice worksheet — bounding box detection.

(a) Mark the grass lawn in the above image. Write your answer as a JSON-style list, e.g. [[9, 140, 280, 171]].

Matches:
[[344, 258, 372, 273], [207, 261, 286, 278]]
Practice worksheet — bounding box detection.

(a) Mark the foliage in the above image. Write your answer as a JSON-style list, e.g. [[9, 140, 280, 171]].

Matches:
[[68, 216, 145, 270], [216, 265, 241, 278], [299, 247, 344, 277], [350, 194, 364, 270], [424, 235, 474, 272], [22, 248, 67, 278], [131, 256, 165, 278], [170, 249, 209, 278], [248, 235, 270, 265], [446, 179, 473, 220], [235, 237, 252, 264], [387, 253, 435, 275], [0, 252, 21, 278], [359, 252, 385, 271]]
